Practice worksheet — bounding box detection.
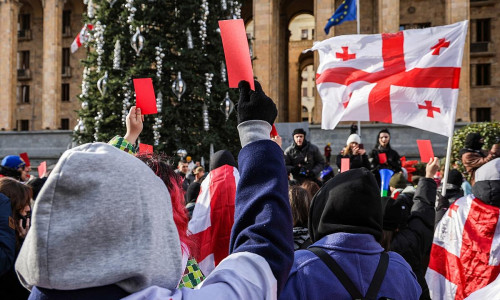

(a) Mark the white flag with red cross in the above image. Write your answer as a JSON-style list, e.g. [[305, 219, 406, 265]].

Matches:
[[426, 194, 500, 300], [71, 24, 94, 53], [311, 21, 468, 137]]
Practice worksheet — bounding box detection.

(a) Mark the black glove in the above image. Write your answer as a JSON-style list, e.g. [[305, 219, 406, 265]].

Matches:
[[237, 80, 278, 125]]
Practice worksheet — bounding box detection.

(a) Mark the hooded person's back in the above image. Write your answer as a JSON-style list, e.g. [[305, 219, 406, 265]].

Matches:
[[15, 143, 183, 299], [280, 168, 421, 300], [427, 158, 500, 299]]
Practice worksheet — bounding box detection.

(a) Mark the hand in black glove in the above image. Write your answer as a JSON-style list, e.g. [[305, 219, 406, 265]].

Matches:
[[237, 80, 278, 126]]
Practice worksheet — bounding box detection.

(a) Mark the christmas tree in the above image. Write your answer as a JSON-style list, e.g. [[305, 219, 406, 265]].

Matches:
[[75, 0, 242, 161]]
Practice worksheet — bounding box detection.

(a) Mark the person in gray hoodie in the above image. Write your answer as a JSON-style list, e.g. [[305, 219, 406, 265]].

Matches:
[[15, 79, 294, 300]]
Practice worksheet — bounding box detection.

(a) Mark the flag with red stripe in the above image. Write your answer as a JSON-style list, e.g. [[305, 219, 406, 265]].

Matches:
[[188, 164, 239, 275], [71, 24, 94, 53], [426, 194, 500, 300], [311, 21, 468, 137]]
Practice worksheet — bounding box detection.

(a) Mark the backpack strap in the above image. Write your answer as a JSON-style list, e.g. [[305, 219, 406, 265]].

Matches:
[[308, 247, 364, 299], [364, 252, 389, 300], [308, 247, 390, 300]]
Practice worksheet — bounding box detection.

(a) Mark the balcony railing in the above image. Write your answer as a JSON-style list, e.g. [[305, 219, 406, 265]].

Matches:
[[17, 69, 31, 80], [62, 66, 72, 78], [18, 29, 32, 41]]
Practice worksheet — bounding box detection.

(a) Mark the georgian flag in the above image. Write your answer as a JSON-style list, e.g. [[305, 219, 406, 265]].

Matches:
[[426, 194, 500, 300], [188, 165, 239, 275], [71, 24, 94, 53], [310, 21, 468, 137]]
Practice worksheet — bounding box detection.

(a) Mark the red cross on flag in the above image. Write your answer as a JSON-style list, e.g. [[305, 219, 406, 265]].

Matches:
[[311, 21, 468, 137], [426, 194, 500, 300]]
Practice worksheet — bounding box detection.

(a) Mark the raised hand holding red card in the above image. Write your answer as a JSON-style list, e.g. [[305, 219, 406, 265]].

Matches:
[[416, 140, 434, 163], [219, 19, 254, 90], [133, 78, 157, 115]]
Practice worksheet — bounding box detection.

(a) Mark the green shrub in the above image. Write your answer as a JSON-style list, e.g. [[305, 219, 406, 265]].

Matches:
[[451, 122, 500, 180]]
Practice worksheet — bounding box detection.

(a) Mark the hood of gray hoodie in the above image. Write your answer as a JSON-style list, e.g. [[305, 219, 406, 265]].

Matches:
[[472, 158, 500, 207], [15, 143, 182, 293]]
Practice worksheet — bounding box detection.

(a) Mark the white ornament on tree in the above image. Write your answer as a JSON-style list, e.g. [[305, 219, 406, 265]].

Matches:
[[172, 71, 186, 101], [205, 72, 214, 97], [198, 0, 209, 47], [113, 40, 121, 70], [87, 0, 95, 18], [220, 92, 234, 121], [74, 119, 85, 133], [97, 71, 108, 97], [155, 44, 164, 81], [203, 103, 209, 131], [131, 27, 144, 56], [221, 0, 227, 10], [186, 28, 194, 49], [94, 22, 106, 73], [125, 0, 137, 33], [221, 62, 227, 82]]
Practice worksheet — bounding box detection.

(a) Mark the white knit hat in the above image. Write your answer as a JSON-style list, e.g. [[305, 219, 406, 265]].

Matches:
[[346, 134, 361, 145]]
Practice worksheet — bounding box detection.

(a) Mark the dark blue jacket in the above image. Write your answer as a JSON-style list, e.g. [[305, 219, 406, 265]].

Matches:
[[280, 232, 421, 300], [230, 139, 294, 296], [0, 192, 15, 276]]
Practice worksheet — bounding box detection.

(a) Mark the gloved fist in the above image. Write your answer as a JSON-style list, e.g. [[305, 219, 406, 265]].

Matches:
[[237, 80, 278, 126]]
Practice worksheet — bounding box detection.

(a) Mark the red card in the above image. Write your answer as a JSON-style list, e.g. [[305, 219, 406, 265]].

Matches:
[[139, 143, 153, 154], [270, 124, 278, 137], [378, 153, 387, 164], [341, 158, 350, 173], [218, 19, 254, 90], [133, 78, 157, 114], [19, 152, 30, 167], [417, 140, 434, 163], [38, 161, 47, 178]]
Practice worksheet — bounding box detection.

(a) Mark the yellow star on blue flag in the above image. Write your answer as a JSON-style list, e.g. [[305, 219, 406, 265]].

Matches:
[[324, 0, 357, 34]]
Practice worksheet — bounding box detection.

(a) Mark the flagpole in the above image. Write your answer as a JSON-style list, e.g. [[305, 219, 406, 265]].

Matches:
[[356, 0, 361, 137], [441, 136, 453, 197]]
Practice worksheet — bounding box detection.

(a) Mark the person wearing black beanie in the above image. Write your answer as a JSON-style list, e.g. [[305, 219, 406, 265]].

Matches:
[[280, 167, 421, 300], [459, 132, 499, 185]]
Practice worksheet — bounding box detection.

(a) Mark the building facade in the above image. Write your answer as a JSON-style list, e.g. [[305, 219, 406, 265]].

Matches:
[[0, 0, 498, 132]]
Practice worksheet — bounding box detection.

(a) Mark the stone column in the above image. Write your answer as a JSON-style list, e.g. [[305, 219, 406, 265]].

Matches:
[[253, 0, 280, 116], [0, 0, 20, 130], [41, 0, 63, 129], [313, 0, 335, 124], [378, 0, 399, 33], [446, 0, 470, 122]]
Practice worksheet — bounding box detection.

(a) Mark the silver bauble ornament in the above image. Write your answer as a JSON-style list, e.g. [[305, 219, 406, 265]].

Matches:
[[219, 92, 234, 121], [172, 71, 186, 101], [97, 71, 108, 97], [131, 27, 145, 56], [81, 101, 89, 110]]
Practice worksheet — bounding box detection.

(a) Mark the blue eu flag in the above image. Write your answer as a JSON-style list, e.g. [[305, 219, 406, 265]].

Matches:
[[324, 0, 357, 34]]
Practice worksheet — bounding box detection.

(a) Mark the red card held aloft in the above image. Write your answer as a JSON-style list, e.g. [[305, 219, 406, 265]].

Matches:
[[378, 153, 387, 164], [133, 78, 157, 115], [139, 143, 153, 154], [417, 140, 434, 163], [341, 158, 350, 173], [38, 161, 47, 178], [19, 152, 30, 167], [218, 19, 254, 90], [270, 124, 278, 137]]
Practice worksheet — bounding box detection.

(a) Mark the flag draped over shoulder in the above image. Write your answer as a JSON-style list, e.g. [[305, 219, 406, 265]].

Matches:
[[188, 165, 239, 276], [71, 24, 93, 53], [312, 21, 468, 137], [324, 0, 357, 34], [426, 194, 500, 300]]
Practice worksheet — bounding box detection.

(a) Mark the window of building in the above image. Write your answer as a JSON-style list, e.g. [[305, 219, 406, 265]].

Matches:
[[475, 19, 490, 42], [62, 48, 70, 69], [301, 29, 308, 40], [61, 83, 70, 101], [62, 10, 71, 35], [475, 64, 491, 86], [302, 87, 308, 97], [20, 120, 29, 131], [61, 118, 70, 130], [19, 85, 30, 103], [20, 14, 30, 30], [311, 29, 314, 39], [475, 108, 491, 122], [19, 51, 30, 69]]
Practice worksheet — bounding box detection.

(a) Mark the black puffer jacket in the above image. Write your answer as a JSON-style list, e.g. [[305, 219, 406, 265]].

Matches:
[[390, 178, 436, 300], [284, 140, 325, 179]]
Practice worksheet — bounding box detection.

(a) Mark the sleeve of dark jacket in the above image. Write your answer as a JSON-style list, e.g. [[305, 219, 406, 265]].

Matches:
[[391, 178, 436, 255], [230, 139, 294, 296], [0, 193, 15, 276], [284, 147, 294, 174]]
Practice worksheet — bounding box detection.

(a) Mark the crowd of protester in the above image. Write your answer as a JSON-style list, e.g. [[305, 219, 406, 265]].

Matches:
[[0, 79, 499, 300]]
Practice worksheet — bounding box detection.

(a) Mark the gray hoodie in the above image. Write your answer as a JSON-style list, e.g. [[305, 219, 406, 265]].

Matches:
[[15, 143, 182, 293]]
